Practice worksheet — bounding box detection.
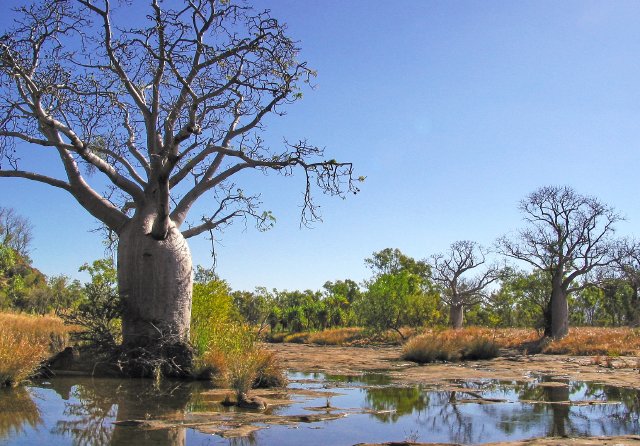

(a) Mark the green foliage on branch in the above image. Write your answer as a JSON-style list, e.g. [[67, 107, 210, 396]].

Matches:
[[59, 259, 121, 350]]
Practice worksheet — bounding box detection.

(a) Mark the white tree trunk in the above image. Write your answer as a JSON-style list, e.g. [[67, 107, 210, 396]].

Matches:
[[117, 215, 192, 349]]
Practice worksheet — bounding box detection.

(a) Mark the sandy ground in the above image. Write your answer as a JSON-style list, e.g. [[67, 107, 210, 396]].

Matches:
[[266, 343, 640, 446]]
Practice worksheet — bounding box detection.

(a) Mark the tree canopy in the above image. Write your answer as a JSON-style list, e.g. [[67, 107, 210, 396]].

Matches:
[[0, 0, 358, 238], [498, 186, 624, 338]]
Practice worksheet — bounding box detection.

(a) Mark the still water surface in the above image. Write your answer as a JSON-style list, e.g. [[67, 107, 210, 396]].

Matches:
[[1, 372, 639, 445]]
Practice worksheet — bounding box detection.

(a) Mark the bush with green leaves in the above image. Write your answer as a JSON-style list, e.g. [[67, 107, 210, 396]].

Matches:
[[190, 272, 286, 392], [60, 259, 121, 349], [190, 276, 237, 356], [356, 271, 441, 338]]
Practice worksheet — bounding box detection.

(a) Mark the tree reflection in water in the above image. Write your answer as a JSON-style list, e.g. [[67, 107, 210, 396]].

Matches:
[[0, 386, 42, 441], [504, 377, 640, 438], [361, 377, 640, 444], [4, 374, 640, 445], [49, 377, 194, 446], [365, 386, 429, 422]]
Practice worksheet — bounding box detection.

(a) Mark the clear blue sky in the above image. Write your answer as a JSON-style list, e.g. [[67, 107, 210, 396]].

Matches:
[[2, 0, 640, 291]]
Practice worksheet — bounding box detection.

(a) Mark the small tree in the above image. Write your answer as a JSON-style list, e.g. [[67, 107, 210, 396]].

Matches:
[[498, 186, 623, 339], [232, 287, 275, 335], [0, 207, 32, 258], [322, 279, 360, 327], [430, 241, 500, 329], [356, 271, 424, 338], [358, 249, 440, 337], [365, 248, 430, 280], [61, 259, 121, 349]]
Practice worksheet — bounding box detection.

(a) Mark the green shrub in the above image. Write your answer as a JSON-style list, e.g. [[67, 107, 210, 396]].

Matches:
[[190, 278, 236, 356], [190, 274, 287, 394], [59, 259, 121, 350], [267, 332, 288, 343], [195, 322, 287, 395]]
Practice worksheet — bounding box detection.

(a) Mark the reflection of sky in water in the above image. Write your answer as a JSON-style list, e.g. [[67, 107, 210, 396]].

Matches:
[[1, 373, 638, 446]]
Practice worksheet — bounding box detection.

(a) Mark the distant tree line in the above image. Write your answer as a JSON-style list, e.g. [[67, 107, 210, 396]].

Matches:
[[1, 185, 638, 340], [227, 186, 638, 339]]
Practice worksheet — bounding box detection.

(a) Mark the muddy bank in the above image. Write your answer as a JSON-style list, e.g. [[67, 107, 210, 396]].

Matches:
[[267, 343, 640, 389]]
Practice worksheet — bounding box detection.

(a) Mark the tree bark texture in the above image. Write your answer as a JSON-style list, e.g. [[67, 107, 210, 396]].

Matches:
[[450, 303, 464, 330], [550, 285, 569, 340], [117, 214, 192, 349]]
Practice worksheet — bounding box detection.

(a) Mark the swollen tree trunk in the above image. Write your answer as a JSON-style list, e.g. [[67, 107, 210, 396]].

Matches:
[[549, 282, 569, 339], [450, 303, 464, 330], [117, 212, 193, 374]]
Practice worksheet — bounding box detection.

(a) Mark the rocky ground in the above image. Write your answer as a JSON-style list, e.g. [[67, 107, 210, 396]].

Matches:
[[267, 343, 640, 389], [266, 343, 640, 446]]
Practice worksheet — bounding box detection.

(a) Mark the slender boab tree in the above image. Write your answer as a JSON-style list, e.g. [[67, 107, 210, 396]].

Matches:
[[0, 1, 358, 372], [430, 240, 499, 329], [498, 186, 622, 339]]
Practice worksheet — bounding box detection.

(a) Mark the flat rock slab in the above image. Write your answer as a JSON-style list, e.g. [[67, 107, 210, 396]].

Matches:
[[266, 344, 640, 390]]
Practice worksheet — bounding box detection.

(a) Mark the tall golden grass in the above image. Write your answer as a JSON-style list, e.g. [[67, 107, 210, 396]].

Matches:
[[307, 327, 364, 345], [401, 326, 640, 363], [268, 327, 417, 346], [402, 327, 500, 363], [0, 312, 72, 387], [542, 327, 640, 356]]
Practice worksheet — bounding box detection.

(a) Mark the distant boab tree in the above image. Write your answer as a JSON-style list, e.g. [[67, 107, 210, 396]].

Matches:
[[0, 1, 357, 373], [430, 240, 500, 329], [498, 186, 622, 339]]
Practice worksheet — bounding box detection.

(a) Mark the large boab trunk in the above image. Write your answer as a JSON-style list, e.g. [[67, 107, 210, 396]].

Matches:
[[549, 287, 569, 340], [117, 217, 193, 376], [450, 303, 464, 330]]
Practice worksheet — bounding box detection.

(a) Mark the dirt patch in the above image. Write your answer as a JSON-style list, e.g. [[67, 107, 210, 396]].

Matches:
[[266, 343, 640, 389]]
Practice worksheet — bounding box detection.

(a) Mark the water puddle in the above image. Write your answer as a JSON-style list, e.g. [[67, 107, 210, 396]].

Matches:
[[1, 372, 638, 445]]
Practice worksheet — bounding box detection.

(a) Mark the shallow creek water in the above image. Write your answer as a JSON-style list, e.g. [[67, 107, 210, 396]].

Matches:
[[1, 372, 639, 445]]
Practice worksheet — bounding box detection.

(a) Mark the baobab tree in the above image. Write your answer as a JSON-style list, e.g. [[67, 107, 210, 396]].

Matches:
[[498, 186, 622, 339], [430, 240, 500, 329], [0, 1, 357, 372]]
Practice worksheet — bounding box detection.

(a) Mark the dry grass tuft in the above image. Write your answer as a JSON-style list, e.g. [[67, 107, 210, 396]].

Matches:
[[269, 327, 416, 346], [206, 346, 288, 397], [283, 332, 310, 344], [252, 349, 287, 388], [490, 328, 540, 349], [542, 327, 640, 356], [307, 327, 364, 345], [0, 312, 73, 387], [402, 327, 499, 363], [195, 322, 287, 395]]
